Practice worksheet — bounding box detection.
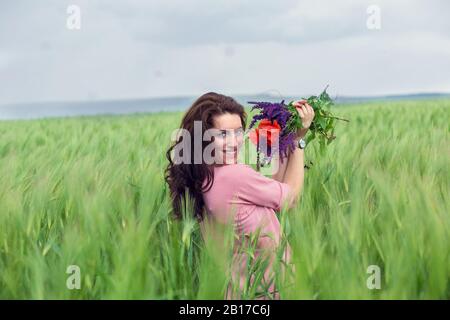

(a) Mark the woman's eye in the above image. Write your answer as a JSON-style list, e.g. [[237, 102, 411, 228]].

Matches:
[[215, 129, 243, 138]]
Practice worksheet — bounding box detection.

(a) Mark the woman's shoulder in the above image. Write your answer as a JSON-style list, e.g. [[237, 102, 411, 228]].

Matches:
[[215, 163, 255, 175], [213, 163, 259, 186]]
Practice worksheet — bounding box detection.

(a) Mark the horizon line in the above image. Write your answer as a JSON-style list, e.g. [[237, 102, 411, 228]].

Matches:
[[1, 91, 450, 108]]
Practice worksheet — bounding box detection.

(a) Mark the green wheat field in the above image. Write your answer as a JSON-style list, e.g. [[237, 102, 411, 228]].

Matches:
[[0, 99, 449, 299]]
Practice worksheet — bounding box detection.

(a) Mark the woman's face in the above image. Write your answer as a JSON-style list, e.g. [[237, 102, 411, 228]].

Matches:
[[211, 113, 244, 165]]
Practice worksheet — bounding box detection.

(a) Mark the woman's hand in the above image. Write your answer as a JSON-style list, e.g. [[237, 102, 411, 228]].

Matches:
[[293, 100, 315, 139]]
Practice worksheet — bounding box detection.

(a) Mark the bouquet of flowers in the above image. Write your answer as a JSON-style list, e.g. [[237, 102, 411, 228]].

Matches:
[[247, 87, 349, 168]]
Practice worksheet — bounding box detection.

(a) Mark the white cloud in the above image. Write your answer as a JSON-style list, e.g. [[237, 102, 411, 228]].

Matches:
[[0, 0, 449, 105]]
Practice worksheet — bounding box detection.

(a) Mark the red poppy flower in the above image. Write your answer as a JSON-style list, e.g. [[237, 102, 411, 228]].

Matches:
[[249, 119, 281, 147]]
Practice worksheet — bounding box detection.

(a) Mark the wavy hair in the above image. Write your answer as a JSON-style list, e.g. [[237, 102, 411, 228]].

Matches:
[[165, 92, 247, 221]]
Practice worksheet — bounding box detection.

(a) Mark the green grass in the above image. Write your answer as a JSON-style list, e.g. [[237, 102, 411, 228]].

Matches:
[[0, 100, 449, 299]]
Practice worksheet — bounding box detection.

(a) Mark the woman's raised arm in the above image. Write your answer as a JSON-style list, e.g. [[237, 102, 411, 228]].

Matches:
[[281, 101, 315, 209], [271, 153, 289, 182]]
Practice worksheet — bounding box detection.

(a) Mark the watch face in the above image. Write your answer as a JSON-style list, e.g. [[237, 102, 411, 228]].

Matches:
[[299, 139, 306, 149]]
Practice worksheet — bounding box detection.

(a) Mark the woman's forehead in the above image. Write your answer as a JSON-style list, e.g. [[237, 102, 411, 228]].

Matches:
[[212, 113, 242, 130]]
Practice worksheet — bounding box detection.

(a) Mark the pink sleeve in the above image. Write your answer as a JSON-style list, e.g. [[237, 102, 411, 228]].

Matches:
[[236, 164, 291, 211]]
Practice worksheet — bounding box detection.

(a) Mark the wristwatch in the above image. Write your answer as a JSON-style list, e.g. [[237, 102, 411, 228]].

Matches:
[[298, 138, 306, 149]]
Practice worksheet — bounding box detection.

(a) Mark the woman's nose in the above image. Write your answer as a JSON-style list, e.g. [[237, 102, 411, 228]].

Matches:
[[226, 132, 239, 147]]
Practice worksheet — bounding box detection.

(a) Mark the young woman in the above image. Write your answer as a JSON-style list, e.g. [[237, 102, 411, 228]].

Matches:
[[165, 92, 315, 299]]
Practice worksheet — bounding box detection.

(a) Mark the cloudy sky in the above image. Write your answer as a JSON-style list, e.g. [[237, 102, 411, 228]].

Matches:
[[0, 0, 449, 105]]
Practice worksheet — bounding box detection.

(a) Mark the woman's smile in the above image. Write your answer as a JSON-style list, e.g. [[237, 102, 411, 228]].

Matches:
[[225, 147, 237, 154]]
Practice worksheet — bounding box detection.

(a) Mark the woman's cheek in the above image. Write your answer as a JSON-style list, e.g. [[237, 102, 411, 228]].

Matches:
[[213, 137, 224, 150], [237, 136, 243, 148]]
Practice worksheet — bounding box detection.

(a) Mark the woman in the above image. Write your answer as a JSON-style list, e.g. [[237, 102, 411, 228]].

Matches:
[[165, 92, 315, 299]]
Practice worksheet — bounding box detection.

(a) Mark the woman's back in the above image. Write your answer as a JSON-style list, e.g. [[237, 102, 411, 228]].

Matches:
[[201, 163, 293, 299]]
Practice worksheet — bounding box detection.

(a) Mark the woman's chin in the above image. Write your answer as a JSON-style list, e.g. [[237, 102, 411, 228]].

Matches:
[[220, 152, 237, 164]]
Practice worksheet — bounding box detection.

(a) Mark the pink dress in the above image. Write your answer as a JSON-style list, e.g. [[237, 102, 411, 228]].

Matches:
[[201, 163, 293, 299]]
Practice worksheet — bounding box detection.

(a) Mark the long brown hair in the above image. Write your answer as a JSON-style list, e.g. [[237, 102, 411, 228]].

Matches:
[[165, 92, 247, 221]]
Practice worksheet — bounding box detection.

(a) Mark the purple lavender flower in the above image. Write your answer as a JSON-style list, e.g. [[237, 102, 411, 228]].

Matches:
[[247, 100, 298, 162]]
